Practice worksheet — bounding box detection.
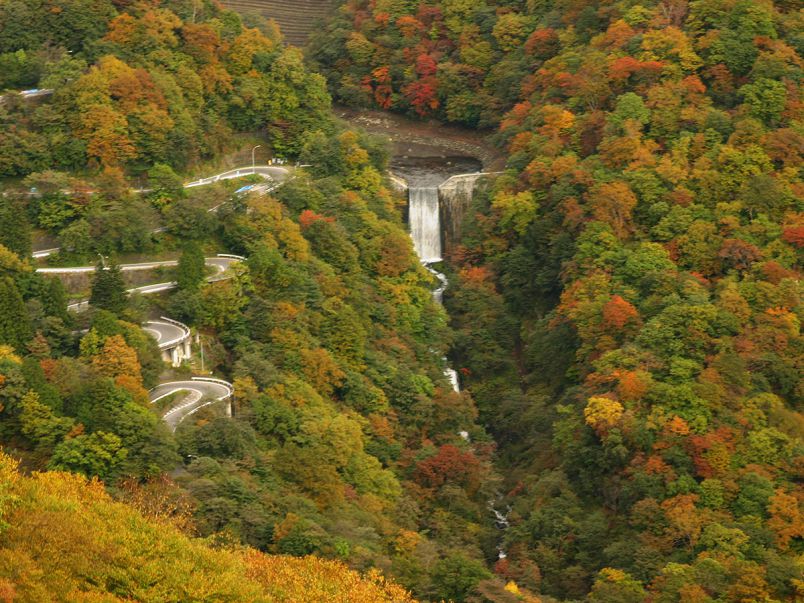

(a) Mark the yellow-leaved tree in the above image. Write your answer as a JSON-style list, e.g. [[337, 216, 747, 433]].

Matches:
[[0, 452, 416, 602]]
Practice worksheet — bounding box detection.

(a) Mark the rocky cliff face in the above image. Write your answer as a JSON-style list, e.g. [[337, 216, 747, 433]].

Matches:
[[392, 172, 493, 259], [439, 174, 490, 259]]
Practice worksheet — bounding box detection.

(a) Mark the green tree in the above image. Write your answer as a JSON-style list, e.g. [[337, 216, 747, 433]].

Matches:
[[0, 276, 32, 351], [0, 199, 31, 258], [19, 390, 73, 456], [49, 431, 127, 480], [148, 163, 185, 204], [0, 49, 42, 89], [588, 568, 647, 603], [176, 242, 206, 291], [431, 554, 492, 602], [164, 198, 217, 240], [40, 54, 88, 89], [492, 13, 530, 51], [89, 260, 127, 315], [610, 92, 650, 129], [492, 190, 538, 236], [740, 78, 787, 126], [58, 219, 94, 260]]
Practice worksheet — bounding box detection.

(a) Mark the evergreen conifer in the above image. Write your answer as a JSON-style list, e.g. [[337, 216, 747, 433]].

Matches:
[[176, 242, 205, 291], [0, 200, 32, 258], [89, 261, 127, 314], [0, 276, 32, 350]]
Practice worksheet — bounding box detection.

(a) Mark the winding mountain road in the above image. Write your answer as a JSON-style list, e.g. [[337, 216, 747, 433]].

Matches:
[[149, 378, 234, 431], [143, 317, 191, 350], [26, 165, 285, 430], [184, 165, 289, 189], [143, 321, 187, 345], [37, 254, 241, 276], [31, 165, 290, 259], [0, 88, 53, 105], [47, 254, 245, 312]]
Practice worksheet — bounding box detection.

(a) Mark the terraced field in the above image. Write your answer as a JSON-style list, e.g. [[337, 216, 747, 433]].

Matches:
[[221, 0, 336, 46]]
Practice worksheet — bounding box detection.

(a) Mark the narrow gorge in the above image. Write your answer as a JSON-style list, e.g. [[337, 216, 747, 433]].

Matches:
[[393, 153, 518, 562], [392, 158, 479, 391], [3, 0, 799, 600]]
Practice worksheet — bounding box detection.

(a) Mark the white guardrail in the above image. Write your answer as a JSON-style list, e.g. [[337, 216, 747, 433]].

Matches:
[[63, 255, 243, 312], [37, 259, 180, 274], [184, 166, 289, 189], [191, 376, 235, 398], [32, 248, 59, 259], [150, 316, 191, 350], [148, 377, 233, 405], [32, 166, 296, 258], [177, 377, 235, 425]]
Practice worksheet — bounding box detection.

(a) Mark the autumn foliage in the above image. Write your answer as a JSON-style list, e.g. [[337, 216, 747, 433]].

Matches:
[[309, 0, 804, 599], [0, 453, 415, 602]]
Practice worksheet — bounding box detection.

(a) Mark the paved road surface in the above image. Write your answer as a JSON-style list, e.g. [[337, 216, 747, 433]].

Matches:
[[149, 378, 234, 431], [184, 165, 289, 189], [0, 88, 53, 105], [37, 255, 240, 275], [143, 320, 189, 348], [21, 161, 248, 431], [32, 248, 61, 259], [38, 259, 183, 274], [63, 255, 243, 311]]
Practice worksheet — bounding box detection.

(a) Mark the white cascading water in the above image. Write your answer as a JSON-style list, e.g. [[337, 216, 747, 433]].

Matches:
[[490, 503, 511, 559], [424, 265, 460, 393], [409, 187, 443, 263], [409, 186, 460, 394]]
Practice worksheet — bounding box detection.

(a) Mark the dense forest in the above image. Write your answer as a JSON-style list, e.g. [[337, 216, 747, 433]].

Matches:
[[0, 0, 801, 601], [0, 1, 507, 601], [0, 451, 415, 601], [310, 0, 804, 601], [0, 0, 330, 177]]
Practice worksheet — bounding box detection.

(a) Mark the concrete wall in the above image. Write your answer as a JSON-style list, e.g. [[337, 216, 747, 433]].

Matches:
[[439, 174, 494, 259]]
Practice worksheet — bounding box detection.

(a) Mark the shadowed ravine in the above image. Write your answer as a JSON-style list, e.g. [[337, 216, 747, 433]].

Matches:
[[395, 156, 511, 559]]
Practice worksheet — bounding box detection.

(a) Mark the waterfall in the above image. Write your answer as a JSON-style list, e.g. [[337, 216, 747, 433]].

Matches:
[[428, 268, 459, 391], [406, 171, 510, 559], [423, 264, 459, 394], [445, 368, 460, 392], [406, 186, 459, 394], [489, 501, 511, 559], [409, 187, 442, 263], [403, 167, 510, 560], [427, 265, 448, 306]]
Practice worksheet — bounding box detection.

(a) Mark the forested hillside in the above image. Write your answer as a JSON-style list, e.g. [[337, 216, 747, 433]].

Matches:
[[311, 0, 804, 601], [0, 452, 415, 602], [1, 0, 801, 600], [0, 0, 329, 177], [0, 1, 514, 601]]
